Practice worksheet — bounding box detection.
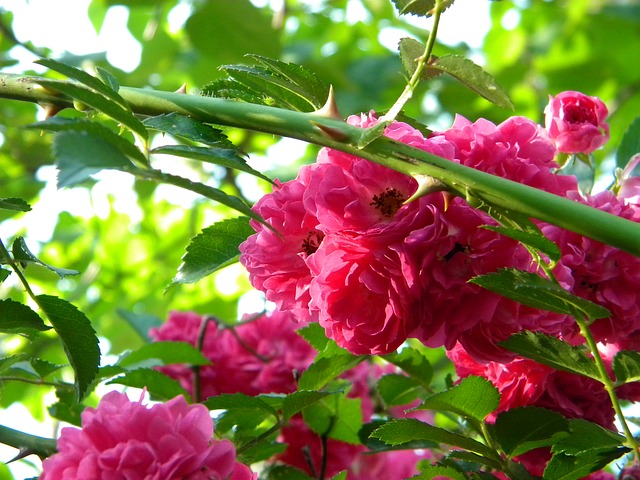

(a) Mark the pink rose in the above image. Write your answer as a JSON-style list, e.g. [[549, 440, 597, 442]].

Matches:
[[150, 310, 316, 399], [239, 167, 322, 323], [617, 154, 640, 205], [40, 391, 254, 480], [542, 190, 640, 345], [544, 91, 610, 154]]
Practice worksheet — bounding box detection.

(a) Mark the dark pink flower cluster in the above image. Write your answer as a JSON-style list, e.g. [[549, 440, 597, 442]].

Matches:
[[240, 111, 584, 360], [150, 310, 430, 478], [40, 391, 254, 480]]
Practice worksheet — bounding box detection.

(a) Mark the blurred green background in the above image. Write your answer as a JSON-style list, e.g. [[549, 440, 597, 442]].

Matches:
[[1, 0, 639, 477]]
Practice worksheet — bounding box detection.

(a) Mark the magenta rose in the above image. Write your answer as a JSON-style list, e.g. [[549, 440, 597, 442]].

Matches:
[[40, 391, 254, 480], [150, 310, 316, 399], [544, 90, 610, 154]]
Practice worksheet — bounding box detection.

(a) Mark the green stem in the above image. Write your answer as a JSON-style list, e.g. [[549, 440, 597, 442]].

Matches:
[[380, 0, 444, 124], [3, 73, 640, 256], [0, 424, 57, 459], [575, 315, 640, 462]]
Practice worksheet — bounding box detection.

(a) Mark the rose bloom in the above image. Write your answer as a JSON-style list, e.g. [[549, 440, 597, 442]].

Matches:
[[149, 310, 316, 400], [544, 90, 610, 154], [542, 190, 640, 345], [40, 391, 254, 480]]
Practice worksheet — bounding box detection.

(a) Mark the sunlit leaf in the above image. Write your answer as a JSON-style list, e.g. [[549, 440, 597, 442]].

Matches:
[[429, 55, 514, 109], [391, 0, 436, 16], [36, 58, 128, 109], [551, 419, 626, 455], [377, 374, 426, 407], [494, 407, 570, 457], [203, 392, 279, 419], [29, 117, 148, 166], [0, 298, 50, 333], [417, 375, 500, 422], [617, 115, 640, 168], [172, 217, 255, 285], [482, 225, 561, 262], [543, 447, 629, 480], [143, 112, 235, 147], [613, 350, 640, 385], [106, 368, 189, 401], [12, 236, 80, 278], [151, 145, 273, 184], [499, 331, 600, 380], [470, 268, 610, 321], [0, 197, 31, 212], [37, 295, 100, 400], [52, 130, 133, 188], [382, 345, 433, 388], [413, 466, 468, 480], [36, 78, 148, 139], [302, 393, 362, 443], [398, 38, 443, 80], [281, 390, 335, 421], [371, 418, 496, 458], [298, 354, 364, 391]]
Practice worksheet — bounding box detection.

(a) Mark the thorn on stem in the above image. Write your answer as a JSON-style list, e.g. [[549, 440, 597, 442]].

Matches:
[[174, 83, 187, 94], [313, 85, 341, 120]]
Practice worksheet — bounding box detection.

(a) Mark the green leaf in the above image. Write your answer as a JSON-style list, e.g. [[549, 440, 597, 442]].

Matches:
[[151, 145, 273, 184], [413, 466, 468, 480], [429, 55, 514, 109], [551, 419, 626, 455], [417, 375, 500, 422], [247, 54, 329, 109], [36, 59, 128, 109], [48, 387, 84, 427], [36, 78, 147, 139], [95, 66, 120, 93], [377, 374, 426, 407], [371, 418, 496, 458], [172, 217, 255, 285], [382, 345, 433, 388], [29, 117, 148, 166], [617, 115, 640, 168], [132, 168, 270, 230], [0, 299, 50, 333], [0, 267, 10, 283], [264, 464, 315, 480], [499, 331, 600, 380], [470, 268, 611, 321], [203, 393, 279, 419], [143, 112, 235, 147], [391, 0, 436, 16], [298, 354, 364, 391], [117, 341, 210, 369], [494, 407, 570, 457], [203, 55, 328, 112], [482, 225, 561, 263], [281, 390, 335, 421], [52, 130, 133, 188], [297, 322, 334, 352], [12, 237, 80, 278], [0, 197, 31, 212], [302, 393, 362, 444], [613, 350, 640, 385], [330, 472, 347, 480], [543, 447, 629, 480], [398, 38, 443, 80], [37, 295, 100, 400], [106, 368, 189, 401]]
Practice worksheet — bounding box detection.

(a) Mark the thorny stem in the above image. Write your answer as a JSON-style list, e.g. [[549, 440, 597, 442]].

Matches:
[[575, 315, 640, 463]]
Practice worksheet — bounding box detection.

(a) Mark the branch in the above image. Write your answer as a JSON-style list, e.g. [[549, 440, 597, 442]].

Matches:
[[2, 72, 640, 256], [0, 424, 58, 460]]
